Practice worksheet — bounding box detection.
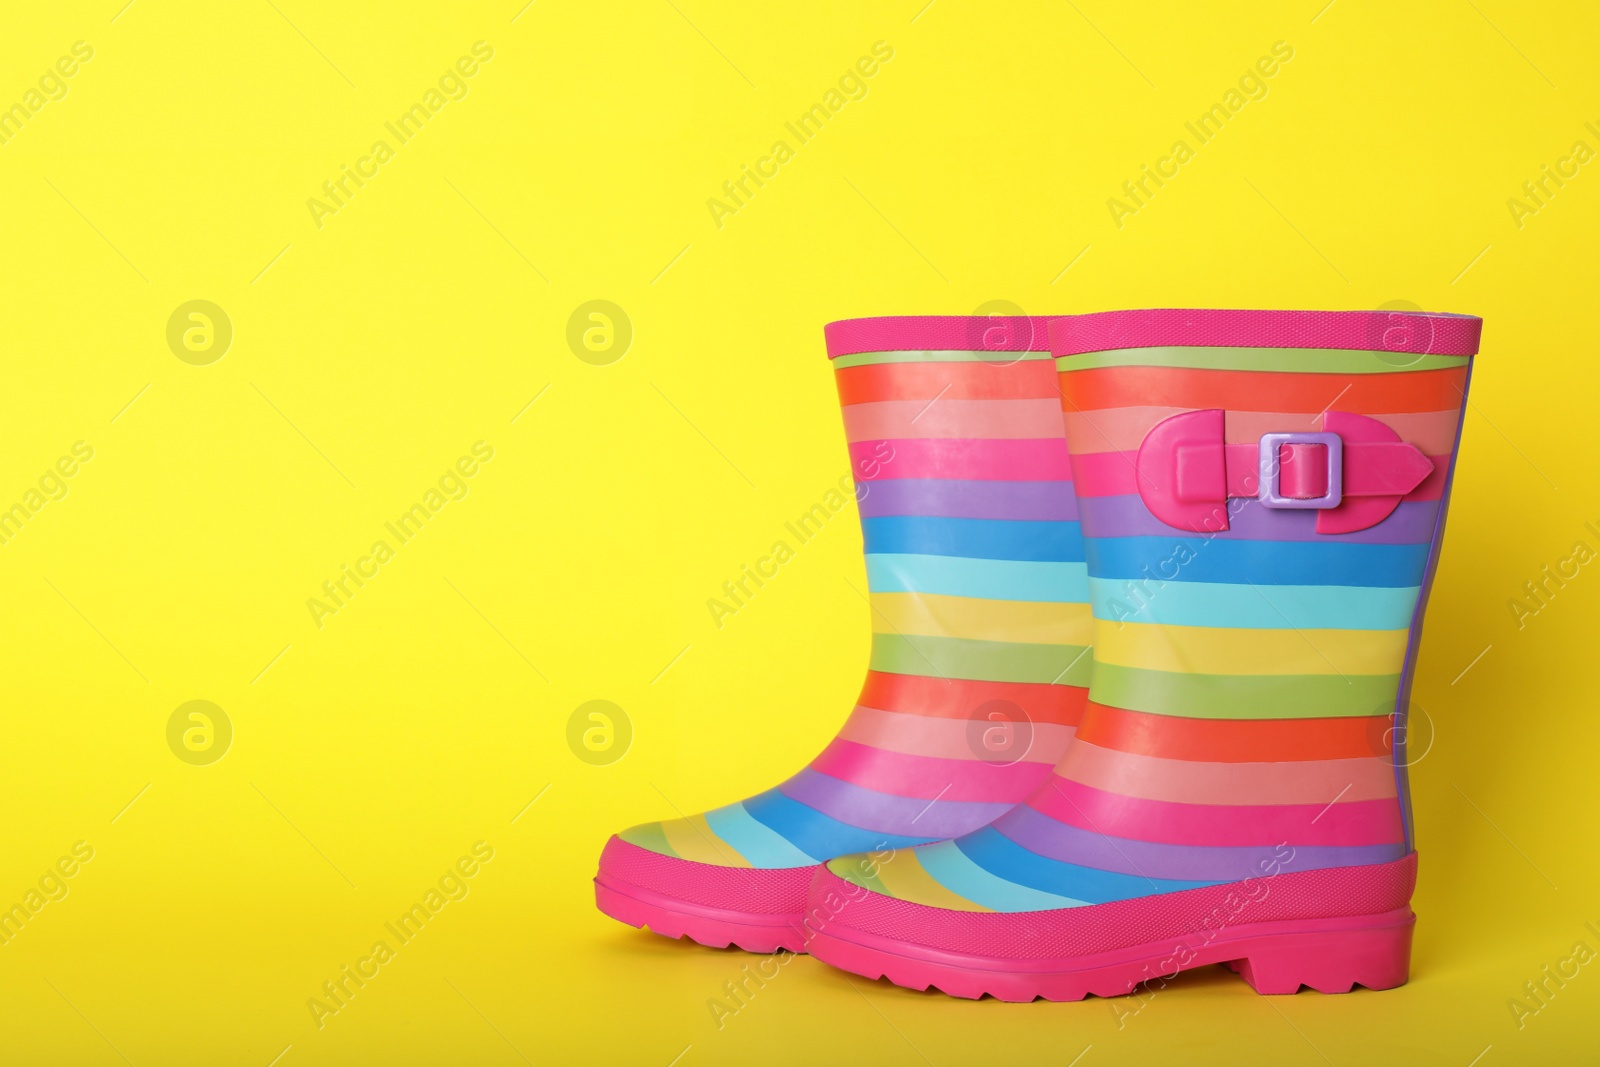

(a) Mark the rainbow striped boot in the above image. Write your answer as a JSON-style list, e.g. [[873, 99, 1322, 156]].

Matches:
[[595, 316, 1093, 952], [805, 307, 1481, 999]]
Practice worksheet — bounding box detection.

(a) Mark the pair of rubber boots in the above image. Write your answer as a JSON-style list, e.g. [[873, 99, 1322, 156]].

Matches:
[[595, 308, 1481, 1001]]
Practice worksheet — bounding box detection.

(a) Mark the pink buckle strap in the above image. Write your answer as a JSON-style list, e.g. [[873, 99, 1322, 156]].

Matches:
[[1137, 410, 1434, 535]]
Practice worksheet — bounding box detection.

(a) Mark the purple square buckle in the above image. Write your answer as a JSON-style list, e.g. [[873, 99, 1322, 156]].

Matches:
[[1258, 432, 1342, 509]]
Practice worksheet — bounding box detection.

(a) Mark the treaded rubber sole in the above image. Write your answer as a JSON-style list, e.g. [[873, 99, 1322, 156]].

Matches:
[[807, 906, 1414, 1002], [596, 877, 806, 954]]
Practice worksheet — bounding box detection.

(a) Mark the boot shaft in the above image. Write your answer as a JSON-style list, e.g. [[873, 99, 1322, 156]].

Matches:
[[1047, 308, 1480, 868], [809, 316, 1090, 817], [829, 316, 1090, 693]]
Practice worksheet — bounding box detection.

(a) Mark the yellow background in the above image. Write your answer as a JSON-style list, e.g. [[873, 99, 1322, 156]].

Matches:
[[1, 1, 1596, 1063]]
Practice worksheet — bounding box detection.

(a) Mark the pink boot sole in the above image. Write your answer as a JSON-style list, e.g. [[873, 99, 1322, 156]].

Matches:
[[595, 878, 806, 954], [595, 839, 813, 953], [808, 906, 1412, 1001], [804, 855, 1418, 1001]]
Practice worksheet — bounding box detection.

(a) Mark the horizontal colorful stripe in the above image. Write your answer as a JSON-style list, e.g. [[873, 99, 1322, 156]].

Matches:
[[746, 787, 937, 855], [866, 554, 1089, 602], [956, 826, 1214, 903], [868, 592, 1093, 646], [869, 634, 1091, 685], [1064, 365, 1467, 414], [1062, 346, 1467, 374], [912, 838, 1088, 911], [704, 803, 817, 867], [992, 806, 1407, 881], [1093, 620, 1409, 677], [837, 705, 1074, 763], [858, 478, 1079, 521], [809, 740, 1048, 803], [862, 516, 1083, 562], [1074, 703, 1390, 762], [829, 852, 892, 897], [771, 772, 1014, 839], [1086, 577, 1423, 631], [1089, 662, 1399, 719], [857, 671, 1087, 727], [851, 438, 1071, 482], [1064, 740, 1396, 805], [1086, 535, 1432, 587], [617, 820, 677, 858], [658, 813, 752, 867], [869, 846, 986, 911], [1032, 776, 1404, 848], [844, 397, 1068, 439], [837, 361, 1060, 405], [1079, 495, 1439, 545]]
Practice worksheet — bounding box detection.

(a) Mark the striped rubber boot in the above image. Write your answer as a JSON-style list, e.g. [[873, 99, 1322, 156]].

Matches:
[[805, 307, 1481, 999], [595, 315, 1093, 952]]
